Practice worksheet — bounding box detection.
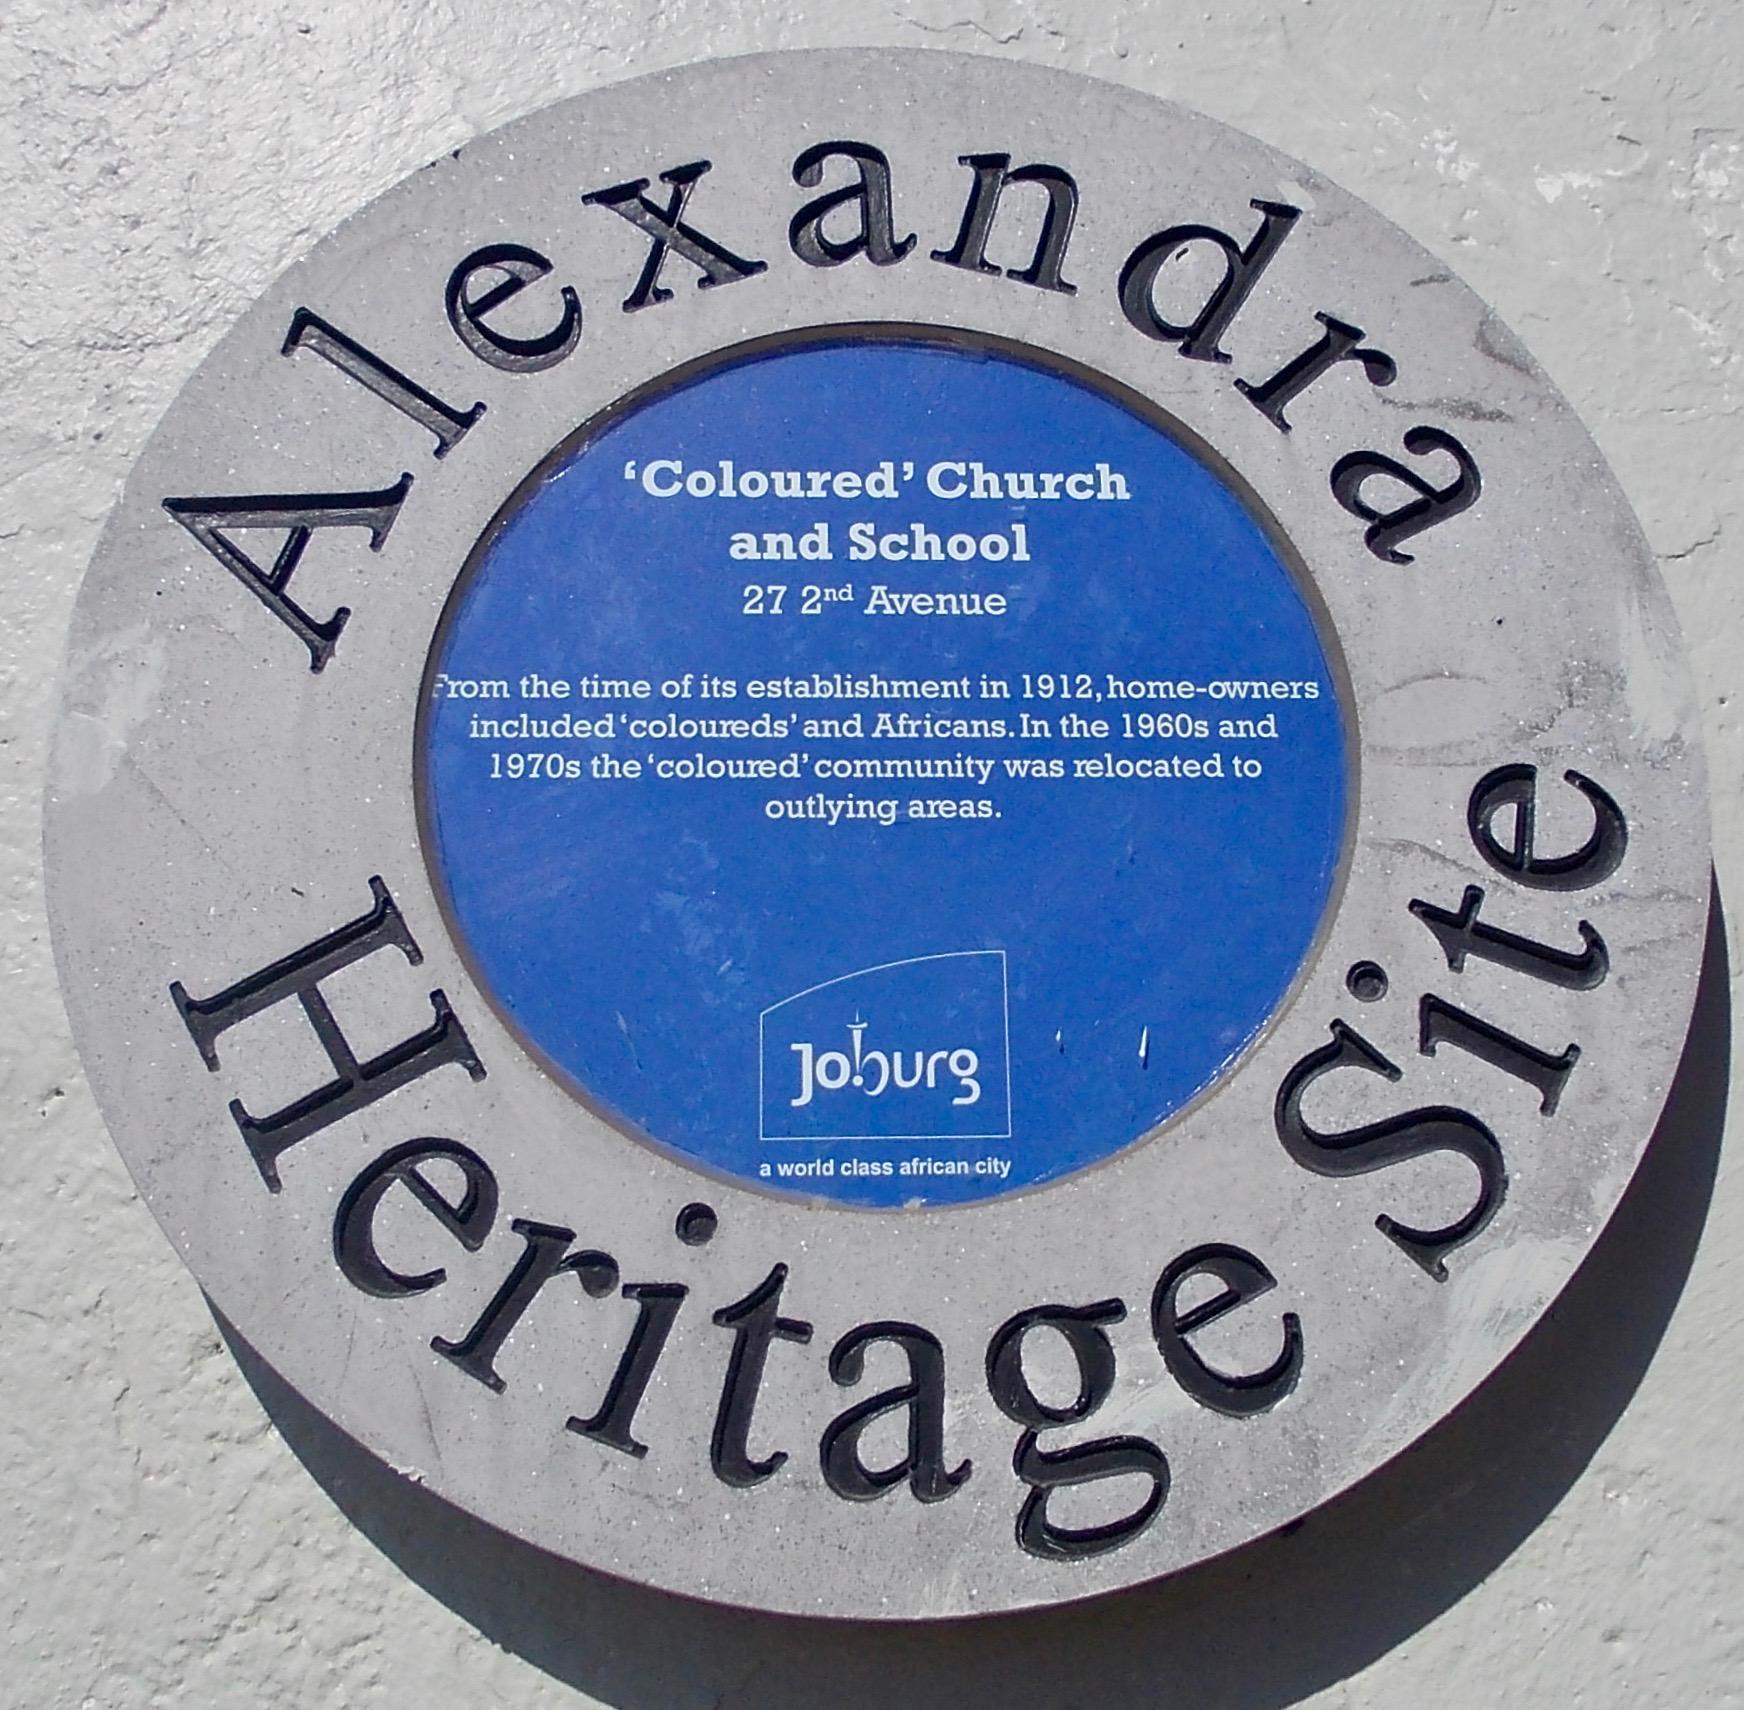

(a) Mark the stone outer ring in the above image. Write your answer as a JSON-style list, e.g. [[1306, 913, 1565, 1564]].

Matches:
[[44, 49, 1709, 1619]]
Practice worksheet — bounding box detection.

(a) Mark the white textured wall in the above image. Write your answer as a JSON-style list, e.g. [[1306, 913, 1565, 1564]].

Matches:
[[3, 2, 1741, 1705]]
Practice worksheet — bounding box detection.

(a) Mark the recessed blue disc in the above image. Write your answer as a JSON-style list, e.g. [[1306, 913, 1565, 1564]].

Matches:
[[421, 337, 1349, 1208]]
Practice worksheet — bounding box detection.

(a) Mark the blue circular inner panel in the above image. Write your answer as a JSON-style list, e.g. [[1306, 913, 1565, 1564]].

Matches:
[[421, 338, 1348, 1208]]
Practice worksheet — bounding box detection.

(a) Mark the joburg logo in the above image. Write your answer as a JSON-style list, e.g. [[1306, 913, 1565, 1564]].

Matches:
[[790, 1017, 983, 1110], [759, 951, 1012, 1142]]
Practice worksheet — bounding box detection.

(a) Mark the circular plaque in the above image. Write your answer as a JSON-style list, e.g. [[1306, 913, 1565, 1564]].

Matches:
[[45, 50, 1709, 1618]]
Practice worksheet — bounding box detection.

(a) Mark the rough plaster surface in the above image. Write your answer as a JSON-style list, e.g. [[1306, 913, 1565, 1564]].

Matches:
[[2, 2, 1740, 1706]]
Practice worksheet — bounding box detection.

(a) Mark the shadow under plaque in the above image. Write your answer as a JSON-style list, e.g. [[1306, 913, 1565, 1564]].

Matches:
[[214, 881, 1731, 1710]]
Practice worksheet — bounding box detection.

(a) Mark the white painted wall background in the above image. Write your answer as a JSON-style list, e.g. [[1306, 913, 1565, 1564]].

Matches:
[[3, 3, 1741, 1705]]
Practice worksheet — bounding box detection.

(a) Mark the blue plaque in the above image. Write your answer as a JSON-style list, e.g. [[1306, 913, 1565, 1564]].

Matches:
[[421, 337, 1349, 1205]]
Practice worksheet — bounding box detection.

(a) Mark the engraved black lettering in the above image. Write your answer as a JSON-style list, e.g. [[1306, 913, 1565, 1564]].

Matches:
[[1151, 1244, 1303, 1417], [710, 1264, 813, 1488], [432, 1219, 618, 1394], [820, 1322, 971, 1504], [1275, 1019, 1507, 1280], [931, 152, 1078, 293], [446, 243, 582, 374], [161, 475, 411, 672], [1329, 426, 1481, 563], [986, 1301, 1169, 1561], [1347, 960, 1390, 1002], [1419, 994, 1579, 1115], [674, 1201, 718, 1245], [1467, 765, 1628, 891], [333, 1137, 498, 1298], [583, 161, 767, 311], [1410, 884, 1608, 989], [168, 876, 485, 1190], [567, 1283, 687, 1459], [1118, 199, 1300, 363], [1236, 312, 1397, 431], [282, 310, 483, 456], [789, 141, 914, 269]]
